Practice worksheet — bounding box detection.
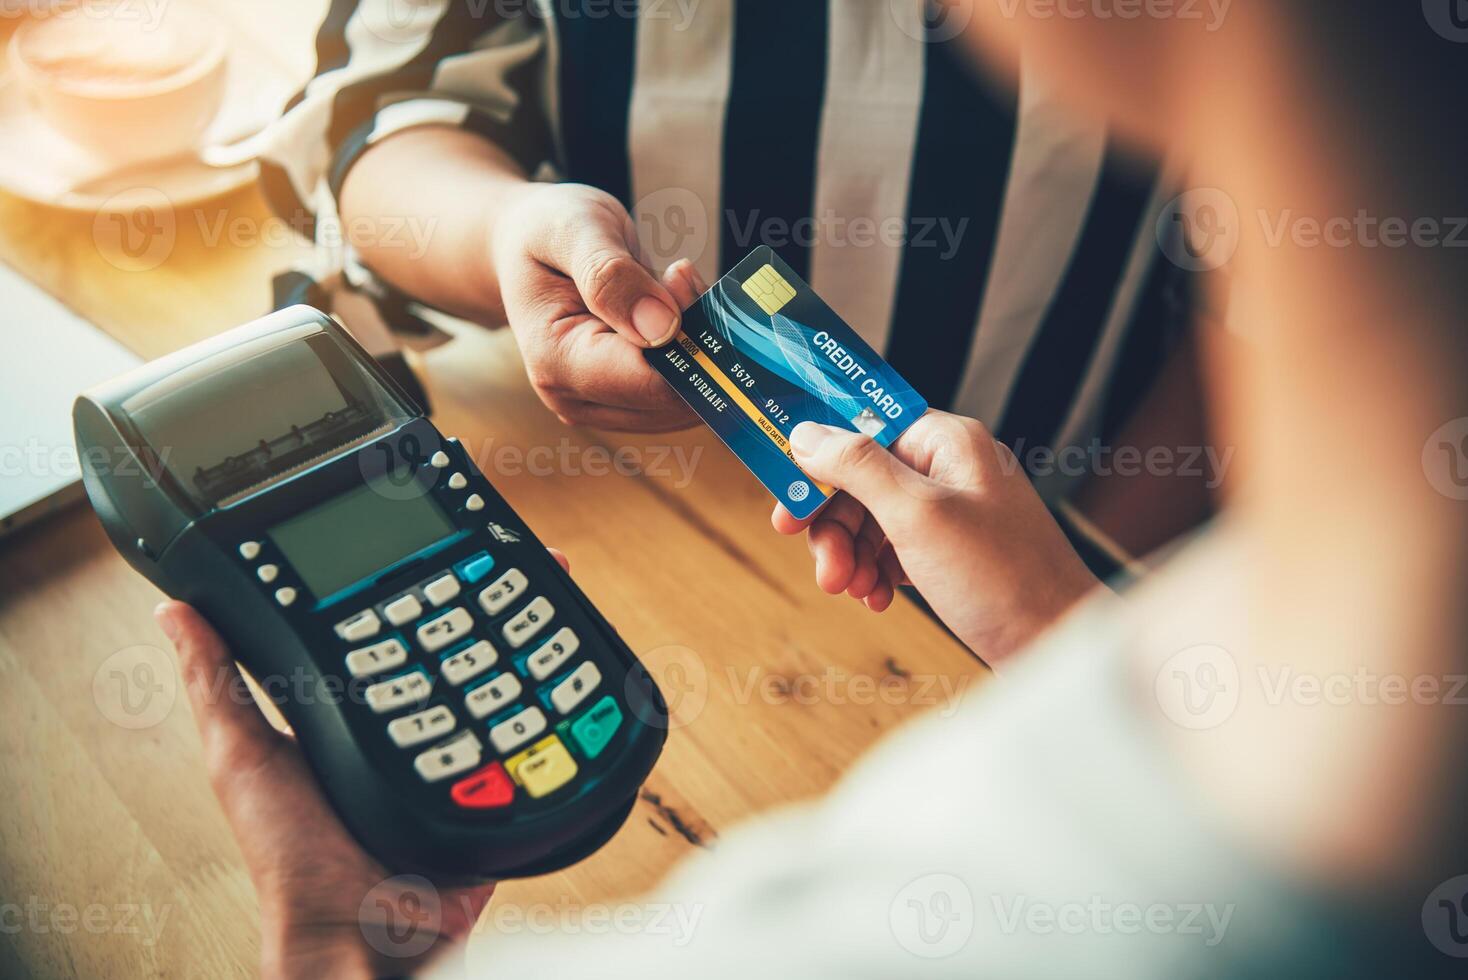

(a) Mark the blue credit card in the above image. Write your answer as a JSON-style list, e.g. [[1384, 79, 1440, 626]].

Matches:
[[645, 246, 928, 520]]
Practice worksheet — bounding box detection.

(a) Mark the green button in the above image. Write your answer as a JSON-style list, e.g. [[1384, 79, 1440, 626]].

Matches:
[[569, 696, 622, 759]]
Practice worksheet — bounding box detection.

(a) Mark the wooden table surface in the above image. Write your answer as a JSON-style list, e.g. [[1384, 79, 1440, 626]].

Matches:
[[0, 5, 985, 977]]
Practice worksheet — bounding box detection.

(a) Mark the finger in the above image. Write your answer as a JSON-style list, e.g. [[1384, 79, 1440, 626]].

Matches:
[[771, 502, 822, 535], [820, 493, 868, 537], [554, 323, 697, 416], [155, 601, 287, 778], [532, 212, 682, 347], [845, 505, 888, 598], [889, 410, 1000, 490], [845, 535, 880, 599], [771, 503, 804, 534], [864, 578, 896, 612], [856, 510, 887, 557], [821, 496, 876, 596], [547, 547, 570, 573], [807, 519, 857, 595], [683, 258, 710, 294], [876, 541, 908, 590], [770, 490, 861, 536], [790, 423, 926, 530], [661, 259, 708, 311]]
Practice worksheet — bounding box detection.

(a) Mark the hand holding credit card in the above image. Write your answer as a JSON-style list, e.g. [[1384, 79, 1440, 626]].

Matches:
[[644, 247, 928, 519]]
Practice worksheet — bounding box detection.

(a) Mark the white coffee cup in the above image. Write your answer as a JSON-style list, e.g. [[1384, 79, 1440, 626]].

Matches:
[[9, 5, 227, 167]]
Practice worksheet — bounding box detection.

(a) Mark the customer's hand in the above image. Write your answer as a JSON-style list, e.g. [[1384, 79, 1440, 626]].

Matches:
[[773, 412, 1100, 667], [153, 548, 568, 979], [493, 183, 705, 432]]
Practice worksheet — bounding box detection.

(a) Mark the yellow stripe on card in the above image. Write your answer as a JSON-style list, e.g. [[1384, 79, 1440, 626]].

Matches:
[[675, 333, 833, 497]]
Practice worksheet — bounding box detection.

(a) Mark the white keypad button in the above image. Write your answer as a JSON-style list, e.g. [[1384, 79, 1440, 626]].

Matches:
[[441, 640, 498, 686], [464, 672, 523, 719], [448, 472, 467, 490], [335, 609, 381, 642], [365, 670, 432, 714], [387, 705, 455, 748], [257, 564, 279, 583], [274, 587, 297, 607], [489, 706, 547, 753], [239, 541, 261, 560], [502, 596, 553, 648], [430, 450, 450, 469], [465, 493, 485, 512], [527, 627, 580, 681], [422, 574, 460, 607], [551, 661, 602, 715], [414, 730, 482, 782], [345, 638, 409, 678], [478, 569, 528, 617], [383, 594, 423, 626], [416, 607, 473, 653]]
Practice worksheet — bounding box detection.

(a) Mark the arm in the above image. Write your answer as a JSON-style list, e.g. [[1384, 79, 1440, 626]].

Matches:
[[260, 0, 694, 430], [337, 126, 529, 327]]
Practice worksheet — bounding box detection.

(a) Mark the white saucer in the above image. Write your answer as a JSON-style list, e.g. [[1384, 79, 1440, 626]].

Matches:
[[0, 43, 294, 213]]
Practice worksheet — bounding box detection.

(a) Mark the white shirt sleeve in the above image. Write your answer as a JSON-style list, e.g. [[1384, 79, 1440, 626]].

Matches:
[[433, 585, 1356, 980], [252, 1, 551, 250]]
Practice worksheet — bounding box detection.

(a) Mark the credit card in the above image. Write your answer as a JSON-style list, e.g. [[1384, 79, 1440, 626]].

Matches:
[[646, 246, 928, 520]]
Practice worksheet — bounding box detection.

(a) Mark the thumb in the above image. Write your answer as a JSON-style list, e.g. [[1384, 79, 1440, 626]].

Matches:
[[790, 422, 925, 529], [155, 601, 289, 786], [535, 210, 682, 347]]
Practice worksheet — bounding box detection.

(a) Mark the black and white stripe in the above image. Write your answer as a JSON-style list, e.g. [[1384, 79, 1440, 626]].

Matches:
[[718, 0, 829, 284], [259, 0, 1192, 493], [627, 0, 734, 286], [806, 2, 924, 353], [881, 32, 1019, 415], [994, 139, 1160, 454]]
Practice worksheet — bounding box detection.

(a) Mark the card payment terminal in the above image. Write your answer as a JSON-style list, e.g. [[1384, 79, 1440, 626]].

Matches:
[[73, 306, 666, 879]]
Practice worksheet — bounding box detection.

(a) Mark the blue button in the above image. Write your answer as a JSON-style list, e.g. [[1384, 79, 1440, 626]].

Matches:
[[456, 552, 495, 584]]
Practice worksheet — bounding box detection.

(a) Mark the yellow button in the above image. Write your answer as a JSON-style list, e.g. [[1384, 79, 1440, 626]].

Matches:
[[504, 735, 555, 781], [504, 735, 579, 798]]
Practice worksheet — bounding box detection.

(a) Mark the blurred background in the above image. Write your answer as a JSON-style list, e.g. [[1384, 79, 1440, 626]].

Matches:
[[0, 0, 318, 347], [0, 1, 323, 541]]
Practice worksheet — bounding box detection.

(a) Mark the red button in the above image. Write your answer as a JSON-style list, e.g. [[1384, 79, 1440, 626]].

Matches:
[[451, 762, 514, 808]]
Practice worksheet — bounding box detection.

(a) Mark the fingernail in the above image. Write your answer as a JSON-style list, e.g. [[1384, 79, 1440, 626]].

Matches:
[[683, 261, 709, 294], [153, 602, 180, 644], [632, 297, 679, 345], [791, 422, 832, 458]]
